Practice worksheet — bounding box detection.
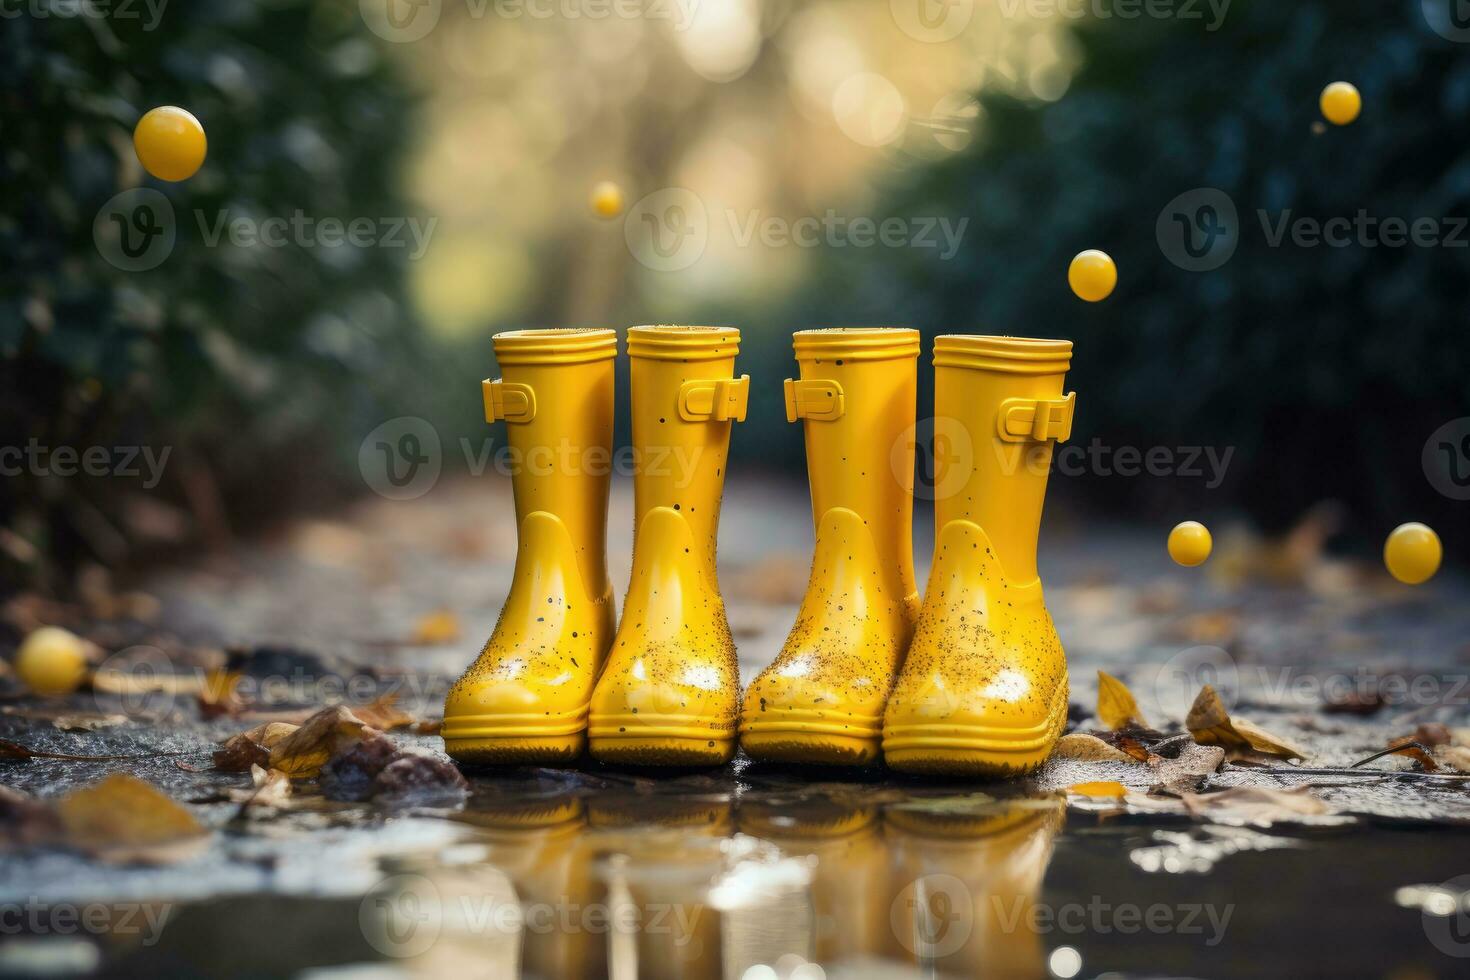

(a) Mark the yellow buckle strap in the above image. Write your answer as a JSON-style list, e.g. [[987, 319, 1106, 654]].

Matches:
[[482, 379, 537, 424], [783, 378, 845, 422], [678, 375, 750, 423], [997, 392, 1076, 443]]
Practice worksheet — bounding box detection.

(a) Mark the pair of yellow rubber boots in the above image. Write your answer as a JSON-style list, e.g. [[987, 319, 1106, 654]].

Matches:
[[443, 326, 1075, 777]]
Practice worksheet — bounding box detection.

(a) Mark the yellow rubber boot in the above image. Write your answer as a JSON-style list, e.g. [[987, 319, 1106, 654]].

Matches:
[[588, 326, 748, 766], [741, 328, 921, 766], [442, 328, 618, 765], [883, 336, 1076, 776]]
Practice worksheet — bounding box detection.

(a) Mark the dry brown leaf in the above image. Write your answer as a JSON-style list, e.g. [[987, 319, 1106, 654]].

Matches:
[[351, 693, 414, 731], [51, 713, 131, 732], [1179, 786, 1342, 827], [236, 766, 293, 808], [1435, 745, 1470, 773], [268, 706, 373, 777], [1351, 738, 1441, 772], [55, 774, 208, 863], [1185, 685, 1308, 761], [1051, 733, 1141, 764], [214, 721, 301, 772], [411, 610, 461, 645], [1148, 742, 1226, 796], [1097, 670, 1149, 731], [198, 668, 246, 718]]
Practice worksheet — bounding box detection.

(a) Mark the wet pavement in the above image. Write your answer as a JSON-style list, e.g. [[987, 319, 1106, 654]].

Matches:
[[3, 475, 1470, 978]]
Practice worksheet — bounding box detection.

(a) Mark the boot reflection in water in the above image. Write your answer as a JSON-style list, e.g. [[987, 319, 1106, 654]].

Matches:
[[443, 329, 619, 765], [883, 336, 1077, 776], [589, 326, 749, 766], [742, 328, 922, 766], [884, 797, 1064, 979]]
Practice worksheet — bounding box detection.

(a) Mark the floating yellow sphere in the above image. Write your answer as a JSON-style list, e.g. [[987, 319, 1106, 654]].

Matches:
[[1168, 521, 1213, 567], [1384, 523, 1441, 585], [590, 181, 624, 219], [133, 106, 207, 182], [1320, 82, 1361, 126], [15, 626, 89, 695], [1068, 249, 1117, 303]]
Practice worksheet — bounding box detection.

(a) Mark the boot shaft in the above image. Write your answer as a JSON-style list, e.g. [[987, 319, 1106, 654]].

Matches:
[[933, 335, 1075, 583], [788, 328, 921, 602], [486, 328, 617, 596], [626, 325, 747, 588]]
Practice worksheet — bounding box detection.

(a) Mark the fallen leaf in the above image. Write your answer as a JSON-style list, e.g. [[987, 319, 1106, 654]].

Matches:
[[268, 706, 373, 777], [198, 668, 245, 718], [1068, 781, 1129, 799], [320, 733, 399, 802], [1436, 746, 1470, 773], [214, 721, 301, 772], [51, 713, 131, 732], [1149, 742, 1226, 796], [1051, 733, 1141, 764], [1186, 686, 1308, 761], [1351, 738, 1440, 772], [55, 774, 209, 863], [1179, 786, 1344, 828], [1415, 724, 1452, 748], [1097, 671, 1149, 731], [373, 748, 468, 804], [411, 610, 461, 646], [352, 692, 414, 731], [235, 766, 293, 809], [0, 785, 62, 846]]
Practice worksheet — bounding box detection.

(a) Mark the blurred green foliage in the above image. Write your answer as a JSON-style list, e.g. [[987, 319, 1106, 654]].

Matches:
[[753, 0, 1470, 548], [0, 0, 427, 590]]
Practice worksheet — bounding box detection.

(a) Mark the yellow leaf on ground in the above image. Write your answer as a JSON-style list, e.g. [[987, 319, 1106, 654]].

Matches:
[[352, 692, 414, 731], [412, 610, 461, 645], [214, 721, 301, 772], [1185, 685, 1308, 761], [1097, 670, 1149, 731], [1051, 733, 1142, 764], [55, 774, 208, 863], [1068, 781, 1129, 799], [268, 705, 372, 777]]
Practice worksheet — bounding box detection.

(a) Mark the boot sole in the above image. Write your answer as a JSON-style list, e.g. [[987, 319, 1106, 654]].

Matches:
[[882, 684, 1068, 777], [741, 709, 884, 766], [442, 708, 588, 766], [588, 713, 735, 766]]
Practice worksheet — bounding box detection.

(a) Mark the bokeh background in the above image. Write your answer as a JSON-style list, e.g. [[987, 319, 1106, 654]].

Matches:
[[4, 0, 1469, 593]]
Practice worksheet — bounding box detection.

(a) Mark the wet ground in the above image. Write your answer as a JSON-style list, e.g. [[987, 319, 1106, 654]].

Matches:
[[3, 475, 1470, 979]]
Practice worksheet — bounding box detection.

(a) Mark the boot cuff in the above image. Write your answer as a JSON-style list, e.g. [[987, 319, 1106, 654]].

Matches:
[[793, 328, 920, 362], [627, 325, 741, 361], [493, 328, 618, 365], [934, 335, 1072, 375]]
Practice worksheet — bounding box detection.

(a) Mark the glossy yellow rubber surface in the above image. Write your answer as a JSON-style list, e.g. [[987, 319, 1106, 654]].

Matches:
[[444, 329, 618, 765], [589, 326, 745, 766], [883, 336, 1075, 777], [742, 329, 921, 766]]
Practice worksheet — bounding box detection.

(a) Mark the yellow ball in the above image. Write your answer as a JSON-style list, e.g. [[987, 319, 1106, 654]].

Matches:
[[1384, 523, 1441, 585], [1168, 521, 1213, 567], [1320, 82, 1361, 126], [1068, 249, 1117, 303], [15, 627, 90, 696], [590, 181, 624, 219], [133, 106, 207, 182]]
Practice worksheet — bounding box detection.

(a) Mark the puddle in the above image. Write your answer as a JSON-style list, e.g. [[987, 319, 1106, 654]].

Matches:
[[7, 766, 1460, 979]]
